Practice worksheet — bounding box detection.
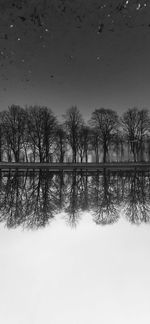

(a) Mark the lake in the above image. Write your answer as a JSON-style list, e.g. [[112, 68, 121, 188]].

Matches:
[[0, 170, 150, 324]]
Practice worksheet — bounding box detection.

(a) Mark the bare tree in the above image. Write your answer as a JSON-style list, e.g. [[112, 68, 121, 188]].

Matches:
[[0, 105, 26, 162], [26, 106, 57, 162], [54, 124, 67, 163], [137, 109, 150, 161], [121, 107, 150, 162], [90, 170, 120, 225], [64, 171, 81, 227], [0, 118, 3, 162], [78, 125, 90, 162], [89, 108, 119, 163], [111, 130, 125, 162], [89, 128, 100, 162], [63, 106, 83, 163], [123, 171, 150, 224]]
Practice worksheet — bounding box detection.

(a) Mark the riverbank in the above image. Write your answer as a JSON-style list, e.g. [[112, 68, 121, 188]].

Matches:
[[0, 162, 150, 171]]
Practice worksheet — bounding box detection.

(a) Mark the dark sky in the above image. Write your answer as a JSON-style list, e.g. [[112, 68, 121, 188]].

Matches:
[[0, 0, 150, 120]]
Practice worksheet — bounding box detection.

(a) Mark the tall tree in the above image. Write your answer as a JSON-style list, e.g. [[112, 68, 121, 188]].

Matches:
[[111, 130, 125, 162], [0, 119, 3, 162], [78, 125, 90, 162], [121, 108, 150, 162], [26, 106, 57, 162], [54, 124, 67, 163], [89, 128, 100, 163], [63, 106, 83, 163], [90, 171, 120, 225], [0, 105, 26, 162], [89, 108, 119, 163]]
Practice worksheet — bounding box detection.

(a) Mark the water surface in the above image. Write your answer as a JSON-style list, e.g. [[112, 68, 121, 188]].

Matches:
[[0, 170, 150, 324]]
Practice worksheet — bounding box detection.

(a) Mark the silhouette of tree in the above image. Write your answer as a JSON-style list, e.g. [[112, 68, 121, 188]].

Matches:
[[111, 130, 125, 162], [64, 171, 82, 227], [63, 106, 84, 163], [54, 124, 67, 163], [90, 170, 120, 225], [121, 108, 150, 162], [78, 171, 90, 212], [123, 171, 150, 224], [89, 108, 119, 162], [78, 125, 91, 162], [0, 169, 150, 229], [0, 105, 26, 162], [54, 171, 67, 211], [26, 106, 57, 162], [0, 171, 28, 228], [0, 122, 2, 162], [23, 171, 59, 229], [137, 109, 150, 161], [0, 171, 63, 229], [89, 128, 100, 162]]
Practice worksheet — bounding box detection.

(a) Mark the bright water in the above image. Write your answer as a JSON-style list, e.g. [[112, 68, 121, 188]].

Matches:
[[0, 170, 150, 324]]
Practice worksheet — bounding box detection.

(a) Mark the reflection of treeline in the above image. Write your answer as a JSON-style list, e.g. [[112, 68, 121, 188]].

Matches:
[[0, 171, 150, 229], [1, 105, 150, 163]]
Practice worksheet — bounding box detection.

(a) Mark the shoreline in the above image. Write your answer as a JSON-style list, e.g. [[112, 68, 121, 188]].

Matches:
[[0, 162, 150, 171]]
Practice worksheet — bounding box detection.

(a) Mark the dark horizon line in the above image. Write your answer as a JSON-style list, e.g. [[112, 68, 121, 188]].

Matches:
[[0, 161, 150, 170]]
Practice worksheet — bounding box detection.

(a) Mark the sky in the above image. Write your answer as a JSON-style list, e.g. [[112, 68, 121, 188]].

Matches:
[[0, 0, 150, 120]]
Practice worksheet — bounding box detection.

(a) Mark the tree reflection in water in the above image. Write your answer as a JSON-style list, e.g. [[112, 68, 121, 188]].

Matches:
[[89, 170, 121, 225], [0, 170, 150, 229], [123, 171, 150, 224]]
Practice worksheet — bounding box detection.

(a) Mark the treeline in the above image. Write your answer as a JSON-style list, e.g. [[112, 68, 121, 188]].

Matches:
[[0, 170, 150, 229], [0, 104, 150, 163]]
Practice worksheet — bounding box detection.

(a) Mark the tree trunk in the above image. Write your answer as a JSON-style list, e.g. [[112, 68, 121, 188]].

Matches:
[[95, 146, 99, 163], [0, 128, 2, 162], [60, 147, 64, 163], [120, 141, 124, 162], [133, 146, 136, 162], [14, 150, 19, 163], [24, 147, 28, 163], [85, 151, 88, 163], [39, 149, 43, 163], [72, 147, 76, 163], [103, 143, 108, 163]]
